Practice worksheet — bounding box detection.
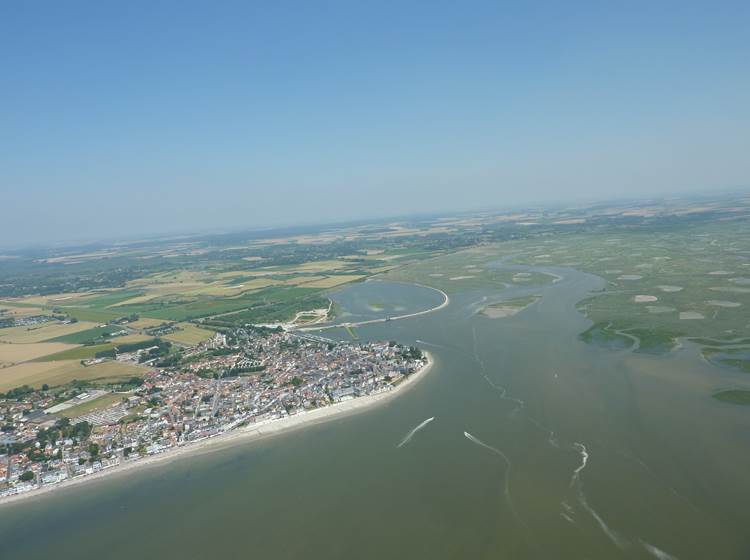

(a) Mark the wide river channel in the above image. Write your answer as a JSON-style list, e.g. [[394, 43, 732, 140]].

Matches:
[[1, 265, 749, 559]]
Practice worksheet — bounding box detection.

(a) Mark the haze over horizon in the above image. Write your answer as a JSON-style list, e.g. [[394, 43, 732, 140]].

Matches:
[[2, 1, 749, 244]]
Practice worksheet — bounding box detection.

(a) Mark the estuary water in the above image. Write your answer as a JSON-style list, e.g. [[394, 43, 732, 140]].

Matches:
[[1, 267, 749, 559]]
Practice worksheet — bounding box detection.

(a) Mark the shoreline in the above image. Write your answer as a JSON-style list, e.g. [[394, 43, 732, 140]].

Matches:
[[0, 350, 435, 508]]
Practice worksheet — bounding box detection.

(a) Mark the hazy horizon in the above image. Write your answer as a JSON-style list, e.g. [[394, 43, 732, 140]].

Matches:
[[2, 187, 747, 252], [3, 1, 749, 245]]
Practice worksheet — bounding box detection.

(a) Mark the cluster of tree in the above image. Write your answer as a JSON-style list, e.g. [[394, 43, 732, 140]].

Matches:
[[138, 342, 172, 363], [2, 385, 34, 400], [195, 368, 217, 379], [113, 314, 140, 325], [119, 376, 144, 389], [155, 352, 182, 368], [36, 418, 92, 446], [19, 471, 34, 482], [223, 365, 265, 377], [386, 342, 423, 361], [398, 346, 423, 361], [85, 443, 100, 462]]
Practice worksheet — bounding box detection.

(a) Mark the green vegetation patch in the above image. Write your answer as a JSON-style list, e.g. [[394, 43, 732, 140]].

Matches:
[[713, 390, 750, 405], [35, 343, 116, 362], [578, 322, 634, 350], [47, 324, 125, 345], [74, 290, 145, 308], [626, 327, 681, 354], [57, 307, 125, 323], [202, 291, 329, 327], [691, 337, 750, 347], [117, 286, 321, 322], [702, 347, 750, 373]]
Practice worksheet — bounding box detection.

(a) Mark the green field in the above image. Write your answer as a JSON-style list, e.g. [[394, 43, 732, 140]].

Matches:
[[47, 325, 125, 344], [35, 343, 116, 362], [60, 307, 125, 323], [163, 323, 215, 346]]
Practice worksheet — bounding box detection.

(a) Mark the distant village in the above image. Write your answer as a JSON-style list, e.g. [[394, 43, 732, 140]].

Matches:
[[0, 328, 425, 499]]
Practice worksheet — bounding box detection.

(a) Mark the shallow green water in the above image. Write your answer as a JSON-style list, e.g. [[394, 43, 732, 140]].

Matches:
[[2, 268, 749, 559]]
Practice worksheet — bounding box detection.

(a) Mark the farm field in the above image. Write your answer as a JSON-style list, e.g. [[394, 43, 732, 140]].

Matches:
[[0, 243, 440, 342], [47, 324, 128, 345], [0, 259, 376, 366], [34, 343, 116, 362], [109, 334, 150, 344], [0, 342, 79, 365], [162, 323, 214, 346], [0, 305, 46, 317], [0, 359, 144, 391], [300, 275, 365, 288], [126, 318, 169, 329], [0, 321, 97, 343]]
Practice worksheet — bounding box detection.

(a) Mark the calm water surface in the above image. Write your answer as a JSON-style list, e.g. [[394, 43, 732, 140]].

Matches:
[[1, 268, 749, 559]]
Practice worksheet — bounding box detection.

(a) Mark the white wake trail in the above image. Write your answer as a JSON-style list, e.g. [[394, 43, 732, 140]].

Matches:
[[414, 339, 444, 349], [471, 325, 524, 410], [569, 442, 589, 486], [640, 540, 680, 560], [563, 442, 628, 551], [577, 490, 628, 550], [397, 417, 435, 448], [463, 431, 525, 528]]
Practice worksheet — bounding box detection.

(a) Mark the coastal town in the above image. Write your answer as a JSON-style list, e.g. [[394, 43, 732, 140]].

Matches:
[[0, 328, 426, 501]]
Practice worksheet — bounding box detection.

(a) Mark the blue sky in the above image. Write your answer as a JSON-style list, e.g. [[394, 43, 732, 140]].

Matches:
[[1, 1, 748, 244]]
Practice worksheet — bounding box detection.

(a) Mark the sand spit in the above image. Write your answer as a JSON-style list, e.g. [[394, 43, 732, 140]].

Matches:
[[481, 299, 539, 319], [633, 295, 658, 303], [710, 286, 750, 294], [657, 285, 683, 293], [706, 300, 742, 308], [679, 312, 705, 320]]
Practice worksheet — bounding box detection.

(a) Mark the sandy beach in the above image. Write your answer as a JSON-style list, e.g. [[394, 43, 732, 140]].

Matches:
[[0, 350, 435, 507]]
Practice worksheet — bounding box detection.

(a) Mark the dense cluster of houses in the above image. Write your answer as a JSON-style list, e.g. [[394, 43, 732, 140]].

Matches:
[[0, 329, 425, 499]]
